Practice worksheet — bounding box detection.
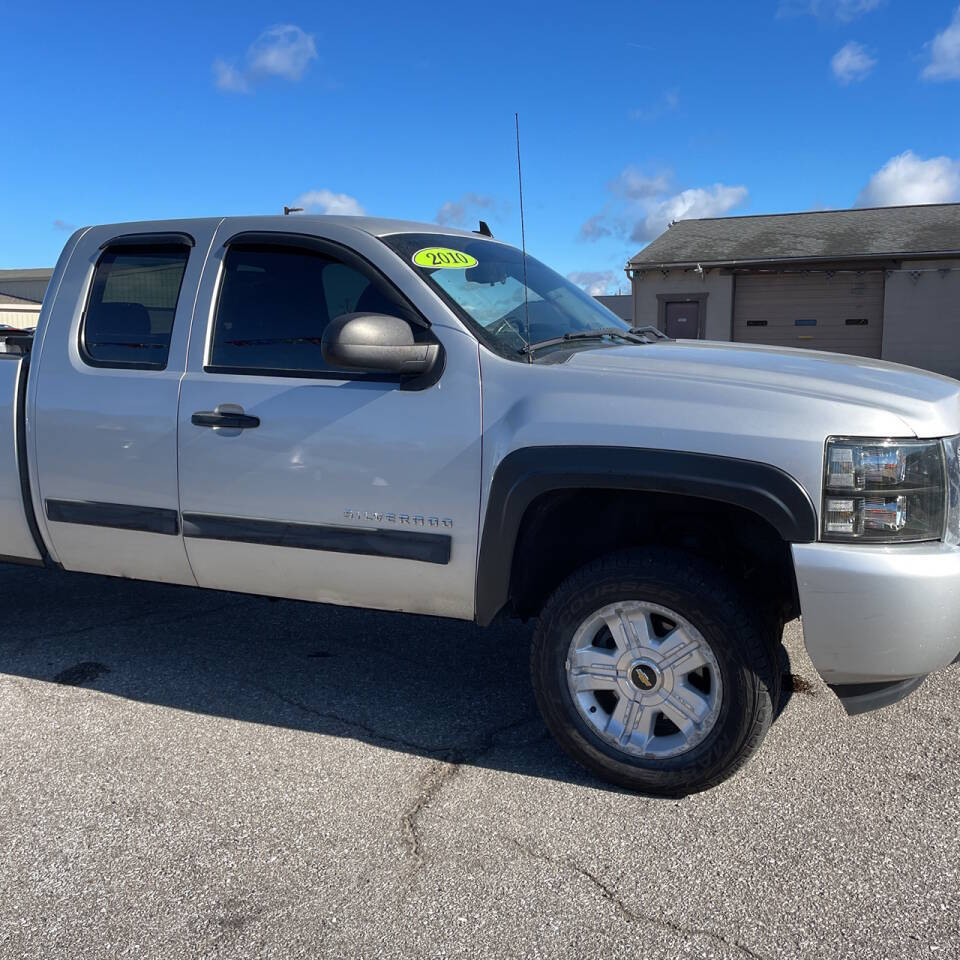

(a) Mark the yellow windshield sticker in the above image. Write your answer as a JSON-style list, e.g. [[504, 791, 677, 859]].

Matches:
[[412, 247, 478, 269]]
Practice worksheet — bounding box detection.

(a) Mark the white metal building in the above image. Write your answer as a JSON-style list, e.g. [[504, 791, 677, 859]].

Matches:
[[0, 268, 52, 329]]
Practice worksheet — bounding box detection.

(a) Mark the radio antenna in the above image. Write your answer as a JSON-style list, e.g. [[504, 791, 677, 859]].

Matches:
[[515, 112, 532, 363]]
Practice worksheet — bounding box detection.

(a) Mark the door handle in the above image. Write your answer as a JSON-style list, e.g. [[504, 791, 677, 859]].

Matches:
[[192, 408, 260, 430]]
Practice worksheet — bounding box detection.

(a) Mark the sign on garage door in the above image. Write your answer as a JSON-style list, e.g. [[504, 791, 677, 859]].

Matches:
[[733, 271, 883, 358]]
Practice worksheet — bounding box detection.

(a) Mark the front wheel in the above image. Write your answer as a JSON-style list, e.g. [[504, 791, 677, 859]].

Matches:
[[531, 549, 779, 796]]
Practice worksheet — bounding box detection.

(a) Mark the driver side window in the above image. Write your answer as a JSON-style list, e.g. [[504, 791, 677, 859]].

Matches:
[[208, 243, 406, 377], [322, 262, 373, 318]]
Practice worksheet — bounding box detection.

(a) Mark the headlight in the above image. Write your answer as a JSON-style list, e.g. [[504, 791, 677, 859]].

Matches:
[[942, 436, 960, 546], [822, 437, 946, 542]]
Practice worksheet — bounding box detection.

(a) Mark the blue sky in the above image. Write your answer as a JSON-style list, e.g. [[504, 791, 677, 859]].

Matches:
[[2, 0, 959, 292]]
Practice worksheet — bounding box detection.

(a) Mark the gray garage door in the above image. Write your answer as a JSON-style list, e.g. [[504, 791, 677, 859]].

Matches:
[[733, 271, 883, 358]]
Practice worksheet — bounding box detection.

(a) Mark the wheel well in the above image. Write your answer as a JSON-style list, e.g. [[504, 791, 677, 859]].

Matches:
[[507, 489, 799, 624]]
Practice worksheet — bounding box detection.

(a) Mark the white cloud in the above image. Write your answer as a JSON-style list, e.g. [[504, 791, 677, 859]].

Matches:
[[839, 0, 882, 17], [295, 189, 365, 216], [214, 24, 317, 94], [856, 151, 960, 206], [922, 6, 960, 81], [632, 185, 749, 242], [567, 271, 621, 296], [579, 169, 749, 246], [778, 0, 882, 21], [213, 60, 249, 93], [248, 25, 317, 81], [578, 214, 614, 241], [628, 90, 679, 122], [614, 167, 673, 201], [436, 192, 496, 227], [831, 41, 876, 83]]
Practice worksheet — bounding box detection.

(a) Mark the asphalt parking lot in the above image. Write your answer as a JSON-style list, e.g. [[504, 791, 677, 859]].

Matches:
[[0, 562, 957, 960]]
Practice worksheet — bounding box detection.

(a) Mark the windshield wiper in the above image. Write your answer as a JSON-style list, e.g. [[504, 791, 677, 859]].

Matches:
[[521, 327, 651, 356], [629, 324, 671, 341]]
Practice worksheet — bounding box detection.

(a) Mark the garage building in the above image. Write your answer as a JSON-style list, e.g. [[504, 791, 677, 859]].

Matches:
[[594, 293, 632, 321], [627, 203, 960, 378]]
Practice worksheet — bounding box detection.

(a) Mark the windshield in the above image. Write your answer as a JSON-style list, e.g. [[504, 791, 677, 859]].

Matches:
[[381, 233, 632, 359]]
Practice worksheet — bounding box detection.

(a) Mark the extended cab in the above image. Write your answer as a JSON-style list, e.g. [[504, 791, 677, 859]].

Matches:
[[2, 216, 959, 795]]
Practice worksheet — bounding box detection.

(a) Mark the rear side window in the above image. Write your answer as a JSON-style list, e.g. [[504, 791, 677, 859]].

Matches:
[[209, 244, 408, 376], [81, 245, 189, 369]]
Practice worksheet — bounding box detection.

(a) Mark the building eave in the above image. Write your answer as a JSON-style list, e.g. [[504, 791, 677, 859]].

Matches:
[[628, 249, 960, 271]]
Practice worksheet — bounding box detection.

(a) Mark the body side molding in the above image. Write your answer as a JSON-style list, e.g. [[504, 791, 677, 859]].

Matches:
[[182, 514, 452, 565], [45, 499, 180, 535], [475, 445, 818, 626]]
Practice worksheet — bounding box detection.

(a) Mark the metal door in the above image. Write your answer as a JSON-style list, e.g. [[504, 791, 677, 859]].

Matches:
[[664, 301, 701, 339], [29, 220, 219, 584], [733, 271, 883, 357], [176, 219, 483, 620]]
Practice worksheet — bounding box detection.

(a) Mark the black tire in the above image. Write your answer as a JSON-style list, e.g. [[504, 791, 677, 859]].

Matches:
[[531, 548, 779, 796]]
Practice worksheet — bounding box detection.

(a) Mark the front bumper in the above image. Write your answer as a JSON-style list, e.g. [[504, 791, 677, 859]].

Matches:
[[792, 541, 960, 689], [827, 676, 928, 715]]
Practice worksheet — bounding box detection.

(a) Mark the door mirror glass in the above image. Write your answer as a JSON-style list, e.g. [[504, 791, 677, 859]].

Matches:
[[321, 313, 441, 376]]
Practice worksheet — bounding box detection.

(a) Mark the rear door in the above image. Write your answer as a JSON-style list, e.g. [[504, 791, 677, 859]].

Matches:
[[30, 222, 218, 583], [176, 221, 482, 620]]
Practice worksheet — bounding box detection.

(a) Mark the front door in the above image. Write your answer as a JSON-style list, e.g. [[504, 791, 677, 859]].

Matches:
[[664, 300, 701, 339], [176, 223, 482, 620]]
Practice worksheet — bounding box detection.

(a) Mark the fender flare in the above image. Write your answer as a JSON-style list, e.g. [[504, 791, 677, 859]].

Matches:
[[475, 445, 817, 625]]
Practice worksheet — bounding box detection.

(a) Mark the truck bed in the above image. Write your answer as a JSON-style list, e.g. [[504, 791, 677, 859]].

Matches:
[[0, 352, 44, 565]]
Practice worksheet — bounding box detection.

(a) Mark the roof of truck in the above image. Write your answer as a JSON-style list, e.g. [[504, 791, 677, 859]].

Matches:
[[305, 216, 488, 239], [81, 215, 499, 241]]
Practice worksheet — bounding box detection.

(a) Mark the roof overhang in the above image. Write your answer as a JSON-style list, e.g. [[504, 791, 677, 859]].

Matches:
[[628, 249, 960, 271]]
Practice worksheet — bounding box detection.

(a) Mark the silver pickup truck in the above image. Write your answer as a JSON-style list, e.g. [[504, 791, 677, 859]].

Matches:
[[2, 216, 959, 795]]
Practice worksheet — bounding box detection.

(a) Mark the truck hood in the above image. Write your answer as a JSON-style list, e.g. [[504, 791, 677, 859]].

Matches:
[[563, 339, 960, 438]]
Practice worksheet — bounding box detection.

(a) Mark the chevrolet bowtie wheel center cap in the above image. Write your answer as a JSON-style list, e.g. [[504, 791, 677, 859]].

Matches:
[[630, 661, 661, 693]]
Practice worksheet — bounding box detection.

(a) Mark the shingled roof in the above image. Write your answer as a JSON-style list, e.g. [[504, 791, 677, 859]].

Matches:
[[0, 268, 54, 305], [0, 293, 42, 305], [629, 202, 960, 268]]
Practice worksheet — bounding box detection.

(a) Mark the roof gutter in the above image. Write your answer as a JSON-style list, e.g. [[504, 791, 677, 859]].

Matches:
[[628, 249, 960, 271]]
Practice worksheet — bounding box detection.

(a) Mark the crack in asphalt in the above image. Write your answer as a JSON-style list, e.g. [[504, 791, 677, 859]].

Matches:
[[208, 688, 550, 882], [508, 838, 769, 960], [397, 716, 548, 874], [226, 666, 546, 771], [231, 680, 464, 759], [9, 597, 255, 656], [195, 666, 554, 919], [399, 760, 462, 869], [5, 583, 559, 911], [10, 607, 174, 652], [193, 662, 549, 878]]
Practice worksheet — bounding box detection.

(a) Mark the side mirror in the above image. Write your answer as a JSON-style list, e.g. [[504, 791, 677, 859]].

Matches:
[[321, 313, 441, 376]]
